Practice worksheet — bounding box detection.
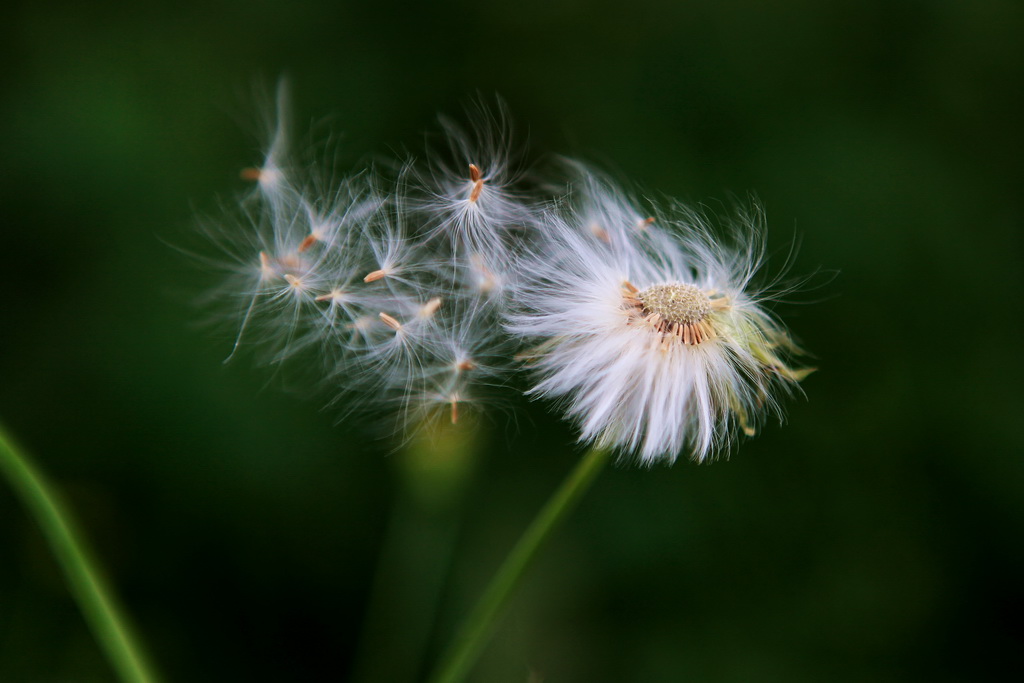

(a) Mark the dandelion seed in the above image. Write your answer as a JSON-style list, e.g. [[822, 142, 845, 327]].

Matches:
[[378, 312, 403, 331], [298, 234, 318, 252], [412, 99, 542, 280], [258, 251, 276, 280], [589, 223, 611, 243], [315, 289, 343, 303], [419, 297, 443, 319], [468, 164, 484, 204]]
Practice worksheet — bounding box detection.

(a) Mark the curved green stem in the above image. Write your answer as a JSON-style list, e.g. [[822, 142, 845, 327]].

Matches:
[[0, 423, 162, 683], [427, 444, 612, 683]]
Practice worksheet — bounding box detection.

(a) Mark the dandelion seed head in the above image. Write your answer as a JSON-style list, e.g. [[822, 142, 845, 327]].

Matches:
[[507, 170, 812, 465], [197, 86, 812, 452]]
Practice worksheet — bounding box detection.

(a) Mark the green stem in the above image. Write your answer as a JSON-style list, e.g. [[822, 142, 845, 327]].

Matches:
[[350, 421, 479, 683], [0, 424, 162, 683], [427, 444, 612, 683]]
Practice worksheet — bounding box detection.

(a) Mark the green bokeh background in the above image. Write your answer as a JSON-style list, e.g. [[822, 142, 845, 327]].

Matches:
[[2, 1, 1022, 681]]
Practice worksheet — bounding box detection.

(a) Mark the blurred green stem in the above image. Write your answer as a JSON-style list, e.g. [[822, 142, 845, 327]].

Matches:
[[427, 444, 612, 683], [0, 424, 161, 683], [349, 419, 480, 683]]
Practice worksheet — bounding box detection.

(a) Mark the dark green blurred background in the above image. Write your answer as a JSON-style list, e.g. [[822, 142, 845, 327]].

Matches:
[[2, 1, 1022, 681]]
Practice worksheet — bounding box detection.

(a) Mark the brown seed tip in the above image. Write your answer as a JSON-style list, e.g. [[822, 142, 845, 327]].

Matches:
[[240, 167, 262, 181], [315, 288, 342, 302], [378, 312, 402, 331], [420, 297, 442, 318], [456, 359, 476, 372], [468, 164, 484, 203], [590, 223, 611, 243], [258, 252, 276, 279], [471, 254, 497, 292], [348, 316, 372, 331], [450, 399, 459, 425], [363, 269, 388, 283], [298, 234, 317, 252]]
